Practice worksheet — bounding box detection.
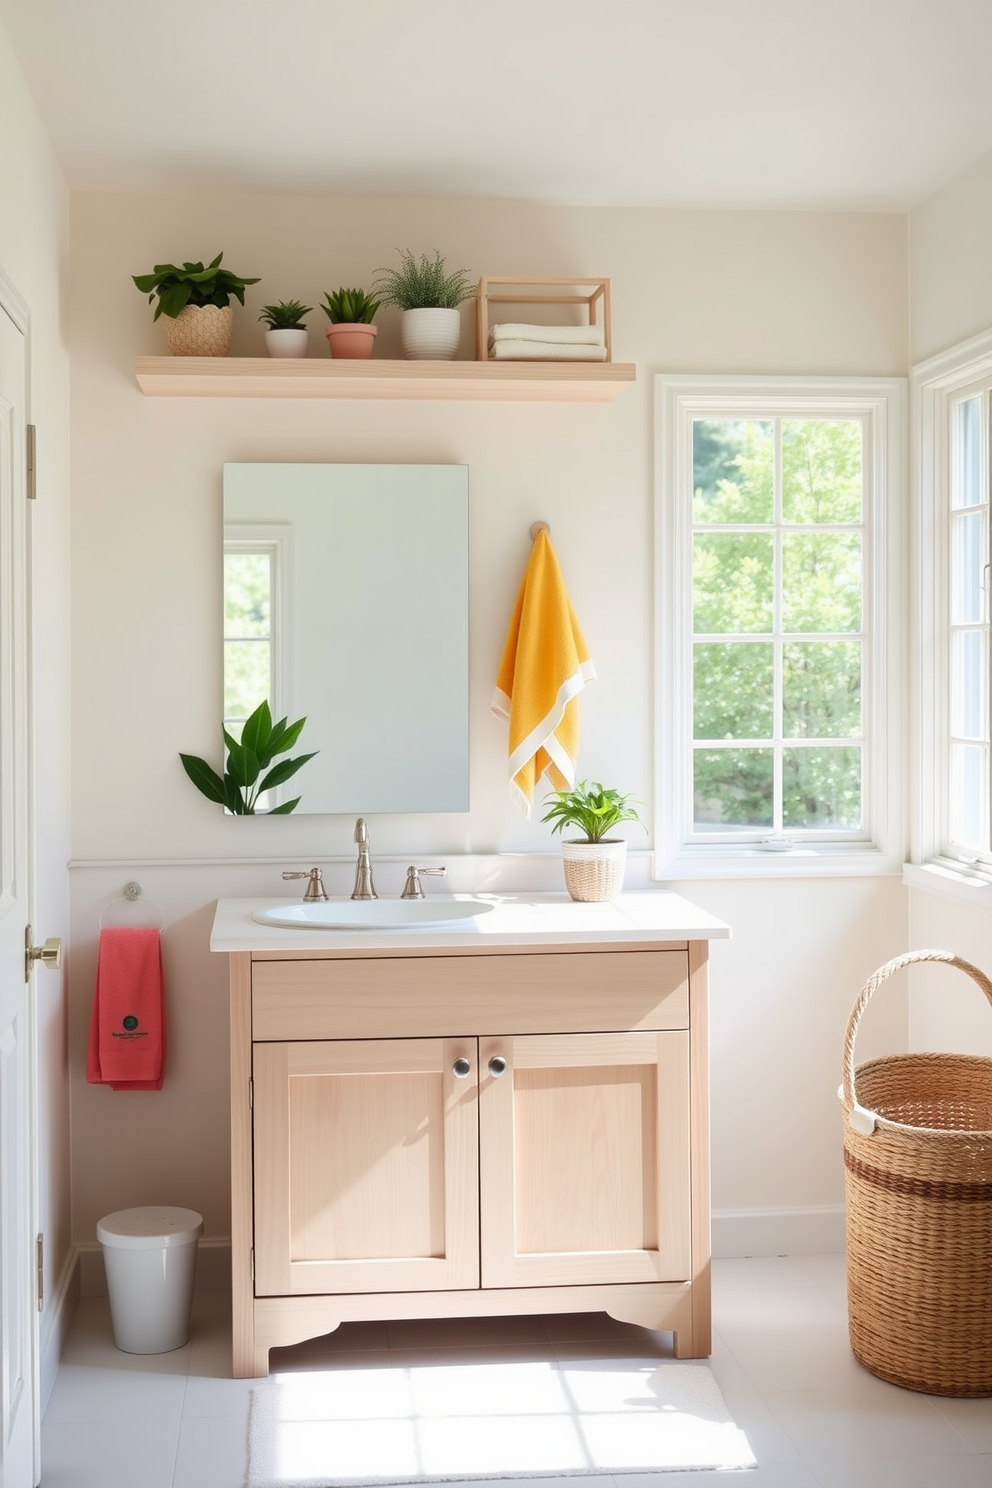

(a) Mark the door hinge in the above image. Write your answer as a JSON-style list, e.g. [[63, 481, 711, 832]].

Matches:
[[249, 1077, 253, 1110], [26, 424, 36, 500], [250, 1247, 255, 1283], [36, 1233, 44, 1310]]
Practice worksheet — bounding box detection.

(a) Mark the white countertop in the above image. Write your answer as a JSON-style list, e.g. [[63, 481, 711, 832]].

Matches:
[[210, 890, 731, 954]]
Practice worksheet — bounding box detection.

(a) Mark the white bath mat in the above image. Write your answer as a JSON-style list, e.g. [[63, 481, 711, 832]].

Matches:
[[246, 1355, 756, 1485]]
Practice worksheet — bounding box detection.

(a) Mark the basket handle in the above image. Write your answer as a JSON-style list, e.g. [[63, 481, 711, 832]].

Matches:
[[841, 948, 992, 1131]]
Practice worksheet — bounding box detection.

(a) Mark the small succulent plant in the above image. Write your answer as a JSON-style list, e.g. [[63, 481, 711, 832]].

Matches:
[[258, 299, 312, 329], [321, 287, 381, 324]]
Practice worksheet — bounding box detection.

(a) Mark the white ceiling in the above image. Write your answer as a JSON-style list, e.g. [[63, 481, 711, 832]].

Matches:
[[3, 0, 992, 210]]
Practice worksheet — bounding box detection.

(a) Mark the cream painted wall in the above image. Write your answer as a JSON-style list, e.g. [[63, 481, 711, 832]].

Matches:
[[906, 891, 992, 1056], [0, 16, 72, 1393], [910, 148, 992, 363], [69, 191, 910, 1252]]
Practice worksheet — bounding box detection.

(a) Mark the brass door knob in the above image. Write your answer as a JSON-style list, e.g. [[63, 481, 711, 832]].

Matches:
[[24, 927, 62, 981]]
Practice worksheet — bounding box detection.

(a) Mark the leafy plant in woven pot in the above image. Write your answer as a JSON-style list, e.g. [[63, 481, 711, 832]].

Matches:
[[259, 299, 313, 358], [132, 252, 260, 356], [541, 780, 646, 902], [371, 249, 474, 359], [321, 286, 381, 359]]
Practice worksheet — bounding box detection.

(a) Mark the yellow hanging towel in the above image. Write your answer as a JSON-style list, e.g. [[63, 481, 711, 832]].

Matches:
[[491, 528, 596, 816]]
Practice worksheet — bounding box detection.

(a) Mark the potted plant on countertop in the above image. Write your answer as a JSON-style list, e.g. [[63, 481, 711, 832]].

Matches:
[[132, 252, 260, 356], [541, 779, 646, 901], [180, 700, 317, 814], [320, 287, 381, 359], [371, 249, 474, 360], [258, 299, 313, 358]]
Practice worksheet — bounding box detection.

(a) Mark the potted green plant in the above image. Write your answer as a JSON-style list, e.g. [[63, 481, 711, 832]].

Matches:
[[320, 287, 381, 359], [258, 299, 313, 359], [541, 779, 646, 901], [371, 249, 474, 360], [132, 252, 260, 356], [179, 700, 317, 814]]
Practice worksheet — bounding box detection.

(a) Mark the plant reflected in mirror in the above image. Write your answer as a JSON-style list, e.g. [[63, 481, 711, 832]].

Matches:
[[180, 700, 316, 815]]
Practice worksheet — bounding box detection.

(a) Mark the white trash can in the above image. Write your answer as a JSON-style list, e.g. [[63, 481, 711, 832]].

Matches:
[[96, 1206, 203, 1354]]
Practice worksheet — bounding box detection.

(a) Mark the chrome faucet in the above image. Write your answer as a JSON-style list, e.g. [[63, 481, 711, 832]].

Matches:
[[351, 817, 377, 900], [282, 867, 328, 902]]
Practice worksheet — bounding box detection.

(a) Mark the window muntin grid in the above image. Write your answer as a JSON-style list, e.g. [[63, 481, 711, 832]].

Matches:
[[690, 416, 866, 841]]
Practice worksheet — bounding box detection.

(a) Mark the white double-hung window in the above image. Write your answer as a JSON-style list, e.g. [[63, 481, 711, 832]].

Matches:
[[655, 375, 905, 878], [912, 330, 992, 889]]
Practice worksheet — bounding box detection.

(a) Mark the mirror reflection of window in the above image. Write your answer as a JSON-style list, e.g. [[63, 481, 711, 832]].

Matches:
[[223, 545, 276, 732]]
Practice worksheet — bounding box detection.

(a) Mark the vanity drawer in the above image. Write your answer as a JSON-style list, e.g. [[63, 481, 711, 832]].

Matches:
[[251, 949, 689, 1041]]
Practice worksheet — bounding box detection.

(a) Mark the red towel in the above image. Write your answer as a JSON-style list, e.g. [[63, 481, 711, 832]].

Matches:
[[86, 927, 166, 1091]]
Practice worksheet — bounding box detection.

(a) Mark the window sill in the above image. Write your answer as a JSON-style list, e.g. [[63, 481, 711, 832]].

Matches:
[[653, 846, 903, 881], [903, 860, 992, 911]]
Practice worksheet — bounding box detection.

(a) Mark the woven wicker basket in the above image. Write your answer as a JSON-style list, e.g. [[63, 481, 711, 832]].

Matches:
[[840, 949, 992, 1396], [560, 839, 627, 901]]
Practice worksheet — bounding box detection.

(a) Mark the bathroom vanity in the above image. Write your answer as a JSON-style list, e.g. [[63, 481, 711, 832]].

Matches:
[[211, 892, 729, 1377]]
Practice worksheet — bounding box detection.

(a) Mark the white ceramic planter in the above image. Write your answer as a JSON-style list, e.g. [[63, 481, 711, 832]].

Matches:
[[163, 303, 234, 357], [264, 327, 310, 358], [400, 307, 461, 360], [560, 839, 628, 902]]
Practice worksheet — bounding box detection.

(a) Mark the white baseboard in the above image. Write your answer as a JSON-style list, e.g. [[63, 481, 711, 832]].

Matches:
[[76, 1237, 232, 1297], [712, 1206, 846, 1258], [40, 1245, 80, 1417]]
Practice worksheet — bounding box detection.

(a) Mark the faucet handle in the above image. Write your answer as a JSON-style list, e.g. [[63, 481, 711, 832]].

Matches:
[[282, 868, 329, 902], [401, 866, 447, 900]]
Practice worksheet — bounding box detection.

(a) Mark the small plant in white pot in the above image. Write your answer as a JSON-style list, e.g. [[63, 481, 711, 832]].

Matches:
[[320, 287, 381, 359], [258, 299, 313, 358], [372, 249, 474, 360], [132, 253, 259, 356], [541, 780, 646, 902]]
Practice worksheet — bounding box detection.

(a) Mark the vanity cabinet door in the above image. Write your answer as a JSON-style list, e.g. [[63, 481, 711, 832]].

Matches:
[[253, 1037, 480, 1296], [478, 1031, 691, 1288]]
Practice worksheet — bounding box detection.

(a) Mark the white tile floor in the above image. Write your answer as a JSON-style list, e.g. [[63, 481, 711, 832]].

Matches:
[[40, 1254, 992, 1488]]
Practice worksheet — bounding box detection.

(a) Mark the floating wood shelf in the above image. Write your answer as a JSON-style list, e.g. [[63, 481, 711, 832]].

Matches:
[[133, 356, 635, 403]]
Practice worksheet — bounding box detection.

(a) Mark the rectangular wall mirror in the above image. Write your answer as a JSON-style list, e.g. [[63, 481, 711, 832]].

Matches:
[[223, 463, 469, 814]]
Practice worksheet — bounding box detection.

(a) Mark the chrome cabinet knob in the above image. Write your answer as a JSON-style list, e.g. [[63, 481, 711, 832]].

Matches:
[[488, 1055, 508, 1077], [452, 1057, 471, 1078]]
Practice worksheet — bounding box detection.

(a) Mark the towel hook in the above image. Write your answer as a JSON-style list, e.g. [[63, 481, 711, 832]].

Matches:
[[530, 521, 550, 541], [99, 881, 165, 930]]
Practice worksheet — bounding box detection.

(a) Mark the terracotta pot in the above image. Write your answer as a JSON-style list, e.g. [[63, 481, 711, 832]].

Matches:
[[162, 303, 234, 357], [264, 327, 309, 359], [325, 324, 377, 359], [400, 307, 461, 360], [560, 839, 627, 902]]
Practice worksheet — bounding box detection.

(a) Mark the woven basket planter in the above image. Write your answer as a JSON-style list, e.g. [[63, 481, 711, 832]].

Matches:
[[840, 949, 992, 1396], [163, 304, 234, 356], [560, 839, 626, 902]]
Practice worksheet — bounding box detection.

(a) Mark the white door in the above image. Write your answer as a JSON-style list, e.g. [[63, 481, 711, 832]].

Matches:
[[0, 297, 38, 1488]]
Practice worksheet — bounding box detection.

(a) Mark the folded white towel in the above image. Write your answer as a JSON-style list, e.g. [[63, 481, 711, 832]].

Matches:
[[490, 339, 608, 361], [489, 321, 605, 347]]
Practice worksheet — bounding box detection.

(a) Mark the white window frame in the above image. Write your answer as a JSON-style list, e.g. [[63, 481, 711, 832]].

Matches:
[[907, 327, 992, 907], [222, 522, 293, 810], [654, 374, 906, 880]]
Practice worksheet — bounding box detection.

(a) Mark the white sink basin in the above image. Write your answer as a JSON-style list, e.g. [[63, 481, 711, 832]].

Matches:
[[252, 898, 495, 931]]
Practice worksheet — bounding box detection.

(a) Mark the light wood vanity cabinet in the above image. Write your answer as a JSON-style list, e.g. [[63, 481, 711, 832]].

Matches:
[[228, 939, 712, 1377]]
